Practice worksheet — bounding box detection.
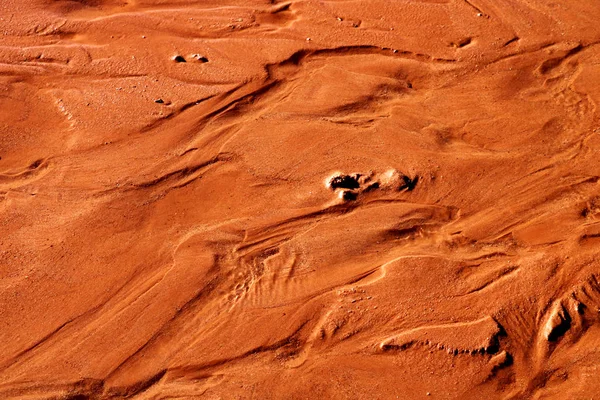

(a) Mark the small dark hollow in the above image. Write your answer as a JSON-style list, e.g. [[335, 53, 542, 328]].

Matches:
[[503, 36, 520, 47], [154, 98, 164, 104], [173, 55, 186, 63], [329, 174, 361, 190], [399, 175, 419, 191], [547, 316, 572, 342], [196, 56, 209, 63], [486, 339, 501, 355], [29, 159, 43, 169], [388, 225, 421, 239], [456, 37, 472, 48], [364, 182, 380, 192], [342, 191, 358, 201]]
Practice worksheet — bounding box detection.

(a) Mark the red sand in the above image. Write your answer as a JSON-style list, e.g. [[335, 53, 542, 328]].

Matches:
[[1, 1, 600, 398]]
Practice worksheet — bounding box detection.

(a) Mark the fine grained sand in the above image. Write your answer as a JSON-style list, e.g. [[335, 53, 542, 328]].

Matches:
[[1, 0, 600, 398]]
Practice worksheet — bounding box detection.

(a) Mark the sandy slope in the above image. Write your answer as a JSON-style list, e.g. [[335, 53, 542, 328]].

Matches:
[[1, 0, 600, 398]]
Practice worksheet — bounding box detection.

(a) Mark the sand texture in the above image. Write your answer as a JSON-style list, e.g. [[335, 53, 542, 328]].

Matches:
[[1, 0, 600, 398]]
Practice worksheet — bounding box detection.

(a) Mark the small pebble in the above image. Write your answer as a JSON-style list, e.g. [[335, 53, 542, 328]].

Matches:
[[154, 98, 164, 104]]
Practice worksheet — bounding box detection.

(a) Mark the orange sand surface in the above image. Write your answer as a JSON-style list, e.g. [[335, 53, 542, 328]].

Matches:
[[1, 1, 600, 398]]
